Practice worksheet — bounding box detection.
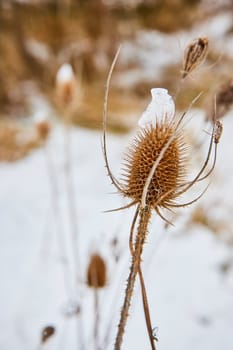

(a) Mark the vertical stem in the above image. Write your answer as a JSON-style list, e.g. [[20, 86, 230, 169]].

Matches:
[[64, 122, 80, 272], [138, 268, 156, 350], [114, 207, 151, 350], [94, 288, 100, 350], [44, 145, 73, 295], [63, 115, 83, 350], [129, 206, 156, 350]]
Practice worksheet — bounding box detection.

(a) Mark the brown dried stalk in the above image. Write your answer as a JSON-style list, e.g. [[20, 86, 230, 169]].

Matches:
[[129, 205, 156, 350], [115, 206, 152, 350], [209, 79, 233, 120]]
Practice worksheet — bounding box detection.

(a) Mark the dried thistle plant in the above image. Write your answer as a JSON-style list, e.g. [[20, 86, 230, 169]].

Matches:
[[182, 37, 208, 78], [87, 253, 107, 350], [103, 48, 222, 350]]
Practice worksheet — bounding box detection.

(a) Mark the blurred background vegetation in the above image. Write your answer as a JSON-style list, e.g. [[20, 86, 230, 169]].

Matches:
[[0, 0, 233, 151]]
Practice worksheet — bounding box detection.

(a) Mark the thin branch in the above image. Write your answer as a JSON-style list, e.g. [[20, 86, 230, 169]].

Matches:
[[94, 288, 100, 350], [168, 182, 210, 208], [195, 143, 217, 182], [102, 45, 126, 194], [138, 267, 156, 350], [129, 205, 140, 255], [172, 119, 215, 198], [43, 145, 73, 295], [155, 207, 174, 226], [104, 200, 137, 213]]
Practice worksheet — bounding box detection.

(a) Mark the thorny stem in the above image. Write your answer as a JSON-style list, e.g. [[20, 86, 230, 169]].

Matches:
[[104, 200, 137, 213], [102, 45, 125, 194], [129, 206, 156, 350], [114, 207, 151, 350]]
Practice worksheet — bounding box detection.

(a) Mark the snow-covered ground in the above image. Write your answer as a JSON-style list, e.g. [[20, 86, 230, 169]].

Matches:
[[1, 5, 233, 349], [0, 105, 233, 350]]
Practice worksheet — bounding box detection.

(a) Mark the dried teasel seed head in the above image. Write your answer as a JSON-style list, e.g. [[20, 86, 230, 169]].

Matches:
[[56, 63, 77, 107], [214, 120, 223, 144], [182, 37, 208, 78], [121, 118, 187, 209], [87, 254, 107, 289], [41, 325, 55, 344]]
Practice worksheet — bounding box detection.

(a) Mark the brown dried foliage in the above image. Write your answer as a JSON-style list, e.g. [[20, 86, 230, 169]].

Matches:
[[87, 254, 107, 289], [215, 79, 233, 119], [36, 120, 51, 141], [56, 80, 77, 108], [0, 123, 49, 162]]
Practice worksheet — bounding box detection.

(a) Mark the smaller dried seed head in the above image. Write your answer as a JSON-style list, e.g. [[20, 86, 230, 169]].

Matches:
[[56, 63, 77, 107], [121, 118, 187, 209], [182, 37, 208, 78], [87, 254, 107, 289], [36, 120, 51, 141], [41, 325, 55, 344], [214, 120, 223, 144]]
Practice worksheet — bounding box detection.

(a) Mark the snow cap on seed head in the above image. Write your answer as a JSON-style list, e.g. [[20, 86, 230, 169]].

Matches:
[[138, 88, 175, 129], [56, 63, 75, 84]]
